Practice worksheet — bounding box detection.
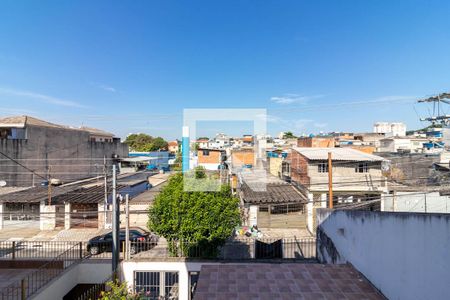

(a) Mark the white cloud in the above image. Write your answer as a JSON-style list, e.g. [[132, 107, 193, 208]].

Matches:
[[90, 82, 117, 93], [0, 87, 87, 108], [255, 113, 280, 123], [98, 84, 116, 93], [270, 94, 324, 105]]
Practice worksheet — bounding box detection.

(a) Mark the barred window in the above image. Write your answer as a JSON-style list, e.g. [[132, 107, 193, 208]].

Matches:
[[318, 163, 328, 173], [134, 271, 179, 300], [355, 162, 369, 173]]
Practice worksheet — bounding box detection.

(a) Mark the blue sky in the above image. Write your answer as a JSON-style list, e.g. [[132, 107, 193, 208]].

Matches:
[[1, 0, 450, 140]]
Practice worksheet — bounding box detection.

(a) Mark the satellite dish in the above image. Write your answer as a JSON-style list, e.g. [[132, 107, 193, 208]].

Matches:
[[0, 180, 7, 187]]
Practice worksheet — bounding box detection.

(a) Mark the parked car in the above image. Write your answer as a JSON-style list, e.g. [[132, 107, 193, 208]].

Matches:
[[87, 228, 158, 255]]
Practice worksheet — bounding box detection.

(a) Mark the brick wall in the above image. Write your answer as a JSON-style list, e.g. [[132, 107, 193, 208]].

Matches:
[[288, 151, 310, 186], [297, 137, 335, 148], [231, 151, 254, 167], [198, 149, 222, 164]]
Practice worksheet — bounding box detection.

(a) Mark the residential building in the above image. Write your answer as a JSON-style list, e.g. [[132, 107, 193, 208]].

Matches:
[[353, 133, 386, 150], [267, 150, 289, 178], [288, 147, 386, 231], [378, 137, 427, 153], [197, 148, 226, 170], [128, 151, 170, 171], [195, 138, 209, 149], [230, 148, 254, 170], [297, 136, 335, 148], [373, 122, 406, 137], [208, 133, 230, 149], [168, 140, 179, 154], [0, 172, 153, 230], [242, 134, 253, 146], [376, 152, 440, 185], [0, 116, 128, 187], [238, 173, 308, 228]]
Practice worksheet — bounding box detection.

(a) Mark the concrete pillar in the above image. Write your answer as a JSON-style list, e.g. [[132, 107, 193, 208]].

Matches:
[[64, 203, 71, 229], [0, 203, 4, 230], [249, 205, 258, 227], [40, 203, 56, 231], [321, 193, 327, 208], [307, 193, 314, 233], [98, 203, 106, 229]]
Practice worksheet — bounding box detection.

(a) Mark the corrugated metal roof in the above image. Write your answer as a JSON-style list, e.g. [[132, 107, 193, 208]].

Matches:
[[240, 182, 307, 204], [292, 147, 385, 161]]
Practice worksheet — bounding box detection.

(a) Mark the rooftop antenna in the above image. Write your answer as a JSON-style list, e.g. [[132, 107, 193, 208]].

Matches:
[[418, 92, 450, 126]]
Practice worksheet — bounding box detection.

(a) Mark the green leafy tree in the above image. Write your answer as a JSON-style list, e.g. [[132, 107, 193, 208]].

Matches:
[[149, 137, 168, 151], [125, 133, 168, 152], [148, 172, 240, 257], [283, 131, 297, 139]]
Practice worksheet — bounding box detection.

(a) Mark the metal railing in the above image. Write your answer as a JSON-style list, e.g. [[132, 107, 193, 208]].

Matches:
[[117, 238, 316, 260], [0, 242, 84, 300], [0, 241, 82, 260], [0, 237, 316, 262]]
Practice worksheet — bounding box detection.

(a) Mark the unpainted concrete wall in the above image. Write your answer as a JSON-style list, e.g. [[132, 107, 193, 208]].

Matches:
[[0, 125, 128, 186], [316, 209, 450, 300]]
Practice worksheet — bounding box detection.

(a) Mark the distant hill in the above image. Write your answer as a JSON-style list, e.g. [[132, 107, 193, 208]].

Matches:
[[406, 124, 443, 135]]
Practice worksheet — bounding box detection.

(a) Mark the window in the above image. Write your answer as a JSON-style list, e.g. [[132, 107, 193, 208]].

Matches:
[[0, 127, 26, 139], [318, 163, 328, 173], [202, 150, 209, 156], [134, 271, 179, 300], [259, 205, 269, 212], [356, 162, 369, 173]]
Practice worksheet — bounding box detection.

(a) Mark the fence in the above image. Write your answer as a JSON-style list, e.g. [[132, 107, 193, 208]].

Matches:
[[0, 241, 82, 260], [129, 237, 316, 260], [0, 243, 83, 300], [0, 237, 316, 261]]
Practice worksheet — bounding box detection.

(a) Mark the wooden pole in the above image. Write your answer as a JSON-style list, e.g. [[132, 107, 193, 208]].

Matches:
[[328, 152, 333, 209]]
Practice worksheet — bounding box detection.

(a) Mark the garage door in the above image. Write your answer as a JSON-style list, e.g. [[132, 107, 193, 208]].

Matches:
[[71, 203, 98, 228], [257, 203, 307, 228]]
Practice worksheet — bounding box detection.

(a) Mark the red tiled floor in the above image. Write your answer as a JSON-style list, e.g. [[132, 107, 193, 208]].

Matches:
[[194, 263, 385, 300]]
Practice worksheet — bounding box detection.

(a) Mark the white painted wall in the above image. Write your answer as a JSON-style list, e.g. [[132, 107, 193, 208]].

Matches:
[[249, 205, 258, 226], [316, 209, 450, 300], [197, 163, 220, 170], [39, 203, 56, 230], [121, 261, 218, 300], [31, 261, 111, 300], [382, 191, 450, 213]]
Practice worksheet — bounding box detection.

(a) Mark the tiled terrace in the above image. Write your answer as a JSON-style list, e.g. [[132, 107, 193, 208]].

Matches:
[[194, 263, 385, 300]]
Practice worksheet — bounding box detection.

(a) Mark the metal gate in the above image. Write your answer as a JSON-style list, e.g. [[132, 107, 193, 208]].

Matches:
[[257, 203, 307, 228], [71, 203, 98, 228]]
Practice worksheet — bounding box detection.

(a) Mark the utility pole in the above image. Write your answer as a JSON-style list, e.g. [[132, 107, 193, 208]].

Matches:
[[103, 156, 108, 228], [47, 166, 52, 206], [424, 192, 427, 213], [125, 194, 130, 260], [112, 164, 119, 277], [328, 152, 333, 209]]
